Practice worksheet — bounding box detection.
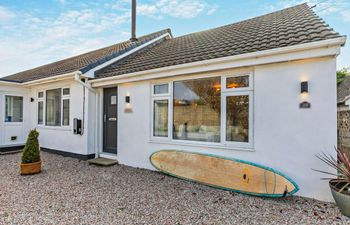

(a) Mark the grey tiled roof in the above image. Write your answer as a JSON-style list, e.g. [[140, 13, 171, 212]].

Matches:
[[1, 29, 171, 83], [338, 75, 350, 103], [96, 3, 342, 79]]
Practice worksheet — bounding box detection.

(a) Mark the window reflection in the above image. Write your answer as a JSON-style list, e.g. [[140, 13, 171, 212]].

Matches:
[[226, 95, 249, 142], [173, 77, 221, 142]]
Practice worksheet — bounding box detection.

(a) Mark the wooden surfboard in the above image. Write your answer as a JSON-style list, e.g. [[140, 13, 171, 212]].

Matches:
[[150, 150, 299, 197]]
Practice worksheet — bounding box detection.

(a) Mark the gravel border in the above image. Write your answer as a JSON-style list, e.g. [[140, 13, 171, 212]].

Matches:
[[0, 152, 349, 225]]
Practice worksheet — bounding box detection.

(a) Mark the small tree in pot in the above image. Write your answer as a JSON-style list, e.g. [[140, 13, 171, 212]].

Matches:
[[314, 147, 350, 217], [20, 129, 41, 175]]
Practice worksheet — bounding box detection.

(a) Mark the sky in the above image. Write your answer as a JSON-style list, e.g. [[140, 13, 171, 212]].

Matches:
[[0, 0, 349, 77]]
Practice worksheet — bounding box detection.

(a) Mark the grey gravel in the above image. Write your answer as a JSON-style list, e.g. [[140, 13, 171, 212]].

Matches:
[[0, 152, 349, 225]]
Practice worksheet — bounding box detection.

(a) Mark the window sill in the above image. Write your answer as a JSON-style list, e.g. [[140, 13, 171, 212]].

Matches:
[[3, 122, 24, 125], [36, 126, 72, 131], [149, 139, 255, 152]]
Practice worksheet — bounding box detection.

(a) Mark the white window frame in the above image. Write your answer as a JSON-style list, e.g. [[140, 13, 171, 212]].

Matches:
[[61, 88, 70, 127], [150, 72, 254, 151], [4, 94, 24, 124], [151, 83, 171, 140], [37, 86, 71, 127], [37, 91, 45, 126]]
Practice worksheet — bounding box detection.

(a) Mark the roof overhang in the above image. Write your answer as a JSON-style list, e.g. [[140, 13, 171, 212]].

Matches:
[[90, 37, 346, 87]]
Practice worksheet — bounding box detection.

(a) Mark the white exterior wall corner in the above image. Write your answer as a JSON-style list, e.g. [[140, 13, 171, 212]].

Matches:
[[115, 57, 337, 202]]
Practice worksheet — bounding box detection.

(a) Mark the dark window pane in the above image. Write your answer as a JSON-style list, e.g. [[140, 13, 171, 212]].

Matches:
[[63, 99, 70, 126], [5, 96, 23, 122], [63, 88, 70, 95], [226, 76, 249, 89], [46, 89, 61, 126], [173, 77, 221, 142], [38, 92, 44, 98], [154, 84, 169, 94], [38, 101, 43, 125], [226, 95, 249, 142], [153, 100, 168, 137]]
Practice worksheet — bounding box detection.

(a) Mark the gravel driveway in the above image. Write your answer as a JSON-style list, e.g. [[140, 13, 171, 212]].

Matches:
[[0, 152, 349, 225]]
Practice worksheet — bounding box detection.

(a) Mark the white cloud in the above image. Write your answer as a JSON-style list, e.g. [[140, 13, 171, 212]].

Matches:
[[341, 11, 350, 22], [138, 0, 218, 19], [264, 0, 350, 22], [0, 6, 15, 21], [0, 7, 131, 76]]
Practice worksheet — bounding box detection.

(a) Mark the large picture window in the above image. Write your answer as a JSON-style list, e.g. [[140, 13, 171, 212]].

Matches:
[[173, 77, 221, 142], [38, 88, 70, 127], [151, 73, 253, 148], [5, 95, 23, 122]]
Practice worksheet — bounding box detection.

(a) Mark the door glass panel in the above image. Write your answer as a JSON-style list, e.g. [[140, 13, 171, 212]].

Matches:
[[226, 95, 249, 142], [110, 96, 117, 105], [5, 96, 23, 122]]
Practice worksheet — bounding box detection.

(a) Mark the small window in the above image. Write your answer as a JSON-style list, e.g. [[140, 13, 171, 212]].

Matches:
[[62, 88, 70, 96], [154, 84, 169, 95], [153, 100, 168, 137], [62, 99, 70, 126], [38, 101, 44, 125], [226, 95, 249, 142], [110, 96, 117, 105], [38, 92, 44, 98], [5, 96, 23, 122], [226, 76, 249, 89], [46, 88, 61, 126]]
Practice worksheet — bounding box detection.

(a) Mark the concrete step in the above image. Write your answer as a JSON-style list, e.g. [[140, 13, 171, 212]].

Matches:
[[88, 157, 118, 166]]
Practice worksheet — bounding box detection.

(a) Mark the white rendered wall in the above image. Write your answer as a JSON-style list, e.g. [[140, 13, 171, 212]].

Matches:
[[116, 57, 337, 201], [28, 80, 92, 155], [0, 85, 30, 147]]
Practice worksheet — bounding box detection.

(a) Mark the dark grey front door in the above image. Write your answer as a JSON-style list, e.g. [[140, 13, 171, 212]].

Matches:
[[103, 87, 118, 154]]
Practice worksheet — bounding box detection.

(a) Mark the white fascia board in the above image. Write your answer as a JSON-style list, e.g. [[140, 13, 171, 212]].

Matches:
[[0, 80, 22, 86], [21, 71, 79, 87], [83, 33, 171, 78], [90, 37, 345, 87]]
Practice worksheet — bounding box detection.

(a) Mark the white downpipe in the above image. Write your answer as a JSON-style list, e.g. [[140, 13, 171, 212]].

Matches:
[[74, 72, 99, 158]]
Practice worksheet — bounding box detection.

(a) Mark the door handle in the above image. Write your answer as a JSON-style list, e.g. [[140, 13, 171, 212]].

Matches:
[[108, 117, 117, 121], [104, 114, 106, 123]]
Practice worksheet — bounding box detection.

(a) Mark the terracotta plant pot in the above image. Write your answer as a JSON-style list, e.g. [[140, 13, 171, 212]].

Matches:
[[20, 160, 42, 175], [329, 180, 350, 217]]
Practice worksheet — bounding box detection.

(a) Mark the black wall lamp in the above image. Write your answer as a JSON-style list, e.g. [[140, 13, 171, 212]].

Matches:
[[30, 97, 34, 102], [125, 95, 130, 103], [301, 81, 308, 94]]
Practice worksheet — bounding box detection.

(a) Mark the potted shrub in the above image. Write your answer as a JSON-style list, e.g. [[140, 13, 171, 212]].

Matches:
[[315, 147, 350, 217], [20, 129, 41, 175]]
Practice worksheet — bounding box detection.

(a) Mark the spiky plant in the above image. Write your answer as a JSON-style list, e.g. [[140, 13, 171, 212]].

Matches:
[[21, 129, 40, 164], [314, 147, 350, 194]]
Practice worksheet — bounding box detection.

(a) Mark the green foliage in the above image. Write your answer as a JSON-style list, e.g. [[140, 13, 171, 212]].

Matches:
[[337, 68, 349, 84], [21, 130, 40, 164]]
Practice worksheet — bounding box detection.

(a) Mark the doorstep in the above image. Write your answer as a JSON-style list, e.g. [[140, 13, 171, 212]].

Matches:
[[88, 157, 118, 166]]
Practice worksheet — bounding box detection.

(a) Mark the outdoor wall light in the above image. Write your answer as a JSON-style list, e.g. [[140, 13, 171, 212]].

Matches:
[[125, 95, 130, 103], [301, 81, 308, 94], [30, 97, 34, 102], [124, 94, 132, 113]]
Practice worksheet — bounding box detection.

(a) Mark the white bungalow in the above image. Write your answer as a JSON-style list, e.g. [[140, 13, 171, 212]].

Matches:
[[0, 3, 346, 201]]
